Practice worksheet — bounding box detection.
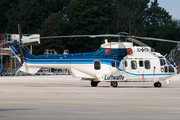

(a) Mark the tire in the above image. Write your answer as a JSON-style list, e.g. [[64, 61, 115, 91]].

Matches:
[[110, 81, 118, 87], [154, 82, 162, 87], [91, 81, 99, 87]]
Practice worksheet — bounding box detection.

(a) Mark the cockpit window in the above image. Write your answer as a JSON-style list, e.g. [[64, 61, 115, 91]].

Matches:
[[160, 59, 166, 66], [164, 66, 168, 72], [169, 65, 174, 73], [131, 60, 137, 69]]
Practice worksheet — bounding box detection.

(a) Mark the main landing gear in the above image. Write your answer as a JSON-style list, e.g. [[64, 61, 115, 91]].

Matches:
[[154, 81, 162, 87], [91, 81, 99, 87], [90, 81, 118, 87], [110, 81, 118, 87]]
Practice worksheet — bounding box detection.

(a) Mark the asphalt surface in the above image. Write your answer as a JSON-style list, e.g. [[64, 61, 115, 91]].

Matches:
[[0, 74, 180, 120]]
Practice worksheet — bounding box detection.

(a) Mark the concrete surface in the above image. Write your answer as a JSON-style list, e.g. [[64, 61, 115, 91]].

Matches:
[[0, 74, 180, 120]]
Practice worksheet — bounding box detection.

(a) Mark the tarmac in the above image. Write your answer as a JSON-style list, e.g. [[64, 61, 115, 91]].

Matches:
[[0, 74, 180, 120]]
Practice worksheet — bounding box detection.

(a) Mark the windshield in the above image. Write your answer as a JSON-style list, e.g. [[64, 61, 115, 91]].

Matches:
[[160, 59, 166, 66]]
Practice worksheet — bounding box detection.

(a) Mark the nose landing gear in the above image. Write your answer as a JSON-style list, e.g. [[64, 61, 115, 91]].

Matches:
[[154, 81, 162, 87]]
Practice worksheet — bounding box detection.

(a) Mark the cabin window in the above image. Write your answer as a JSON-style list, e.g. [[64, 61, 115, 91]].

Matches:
[[125, 60, 128, 67], [131, 60, 137, 69], [169, 66, 174, 73], [160, 59, 166, 66], [94, 61, 101, 70], [111, 61, 116, 67], [145, 60, 150, 69], [164, 66, 168, 72], [139, 61, 143, 67]]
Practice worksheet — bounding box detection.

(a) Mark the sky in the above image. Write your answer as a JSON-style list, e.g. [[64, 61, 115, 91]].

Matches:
[[156, 0, 180, 20]]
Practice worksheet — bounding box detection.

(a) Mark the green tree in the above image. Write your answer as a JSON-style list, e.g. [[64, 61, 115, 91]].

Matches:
[[65, 0, 114, 53], [5, 0, 70, 34], [0, 0, 11, 33], [33, 13, 66, 55], [111, 0, 150, 35], [138, 0, 178, 55]]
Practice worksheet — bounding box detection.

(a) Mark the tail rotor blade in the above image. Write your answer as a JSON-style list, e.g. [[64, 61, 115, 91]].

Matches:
[[20, 46, 24, 64], [18, 24, 22, 40], [18, 24, 24, 64]]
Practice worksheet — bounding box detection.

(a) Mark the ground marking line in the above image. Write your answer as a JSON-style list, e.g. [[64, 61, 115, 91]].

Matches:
[[1, 99, 180, 112]]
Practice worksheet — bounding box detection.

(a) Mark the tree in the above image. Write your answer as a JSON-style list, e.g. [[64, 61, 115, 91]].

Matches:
[[0, 0, 11, 33], [138, 0, 178, 55], [111, 0, 150, 35], [5, 0, 70, 34], [65, 0, 114, 53], [33, 13, 66, 55]]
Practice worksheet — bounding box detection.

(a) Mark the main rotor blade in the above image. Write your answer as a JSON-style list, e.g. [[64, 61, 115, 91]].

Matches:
[[30, 34, 120, 39], [127, 38, 155, 52], [131, 36, 180, 43], [1, 43, 18, 47], [20, 46, 24, 64], [23, 41, 39, 46]]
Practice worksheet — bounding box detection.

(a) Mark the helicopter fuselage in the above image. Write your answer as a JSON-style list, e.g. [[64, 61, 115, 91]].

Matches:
[[10, 41, 177, 87]]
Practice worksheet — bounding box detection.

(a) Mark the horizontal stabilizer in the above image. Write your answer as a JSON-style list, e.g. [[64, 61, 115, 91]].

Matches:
[[0, 34, 40, 47], [12, 34, 40, 44], [71, 68, 95, 78], [18, 66, 41, 74]]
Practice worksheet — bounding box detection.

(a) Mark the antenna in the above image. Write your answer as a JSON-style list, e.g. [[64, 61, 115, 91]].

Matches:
[[118, 32, 128, 42]]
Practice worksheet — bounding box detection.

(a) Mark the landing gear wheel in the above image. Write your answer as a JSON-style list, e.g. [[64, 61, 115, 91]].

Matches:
[[154, 82, 162, 87], [91, 81, 99, 87], [110, 81, 118, 87]]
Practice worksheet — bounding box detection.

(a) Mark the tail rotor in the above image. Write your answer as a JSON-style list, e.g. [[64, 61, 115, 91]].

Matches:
[[18, 24, 24, 64]]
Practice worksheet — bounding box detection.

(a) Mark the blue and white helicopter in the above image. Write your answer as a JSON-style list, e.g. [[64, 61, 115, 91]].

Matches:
[[4, 24, 180, 87]]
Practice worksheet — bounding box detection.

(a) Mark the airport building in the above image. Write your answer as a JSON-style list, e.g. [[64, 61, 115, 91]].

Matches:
[[0, 33, 70, 76], [0, 33, 33, 75]]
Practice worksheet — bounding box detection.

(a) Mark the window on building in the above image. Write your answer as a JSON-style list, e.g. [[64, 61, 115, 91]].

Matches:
[[94, 61, 101, 70]]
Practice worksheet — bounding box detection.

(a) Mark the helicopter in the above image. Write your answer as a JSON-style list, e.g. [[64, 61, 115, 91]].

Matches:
[[3, 24, 180, 87]]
